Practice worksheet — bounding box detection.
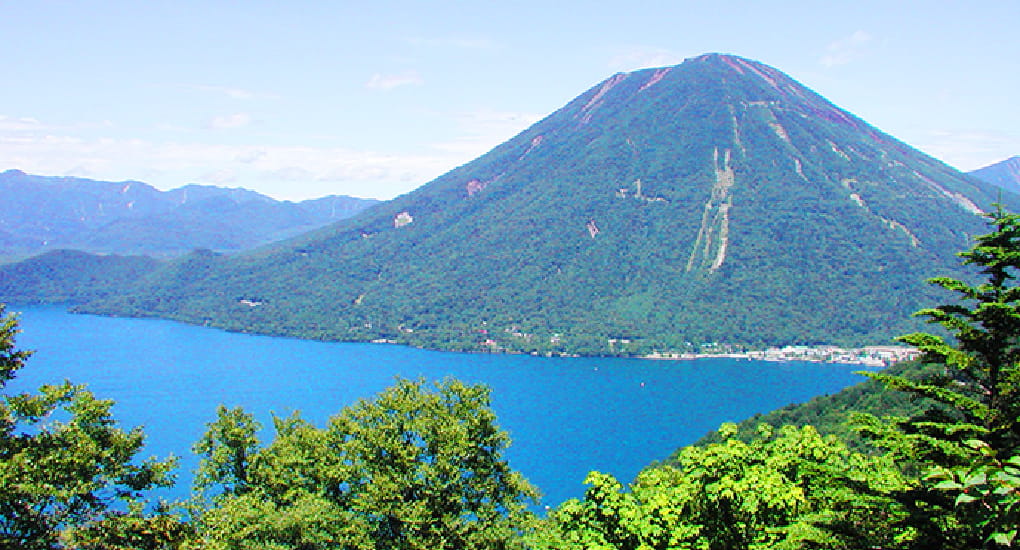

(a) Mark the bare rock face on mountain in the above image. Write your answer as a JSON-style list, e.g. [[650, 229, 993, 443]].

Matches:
[[20, 54, 1019, 355]]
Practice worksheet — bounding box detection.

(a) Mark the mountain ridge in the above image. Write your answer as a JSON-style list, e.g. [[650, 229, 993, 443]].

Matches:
[[969, 156, 1020, 195], [0, 170, 380, 260], [6, 53, 1017, 355]]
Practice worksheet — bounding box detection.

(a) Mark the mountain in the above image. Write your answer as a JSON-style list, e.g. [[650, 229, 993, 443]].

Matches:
[[969, 156, 1020, 195], [7, 54, 1017, 355], [0, 170, 380, 260], [0, 250, 161, 305]]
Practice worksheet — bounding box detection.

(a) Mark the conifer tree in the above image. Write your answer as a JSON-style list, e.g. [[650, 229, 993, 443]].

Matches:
[[858, 205, 1020, 548]]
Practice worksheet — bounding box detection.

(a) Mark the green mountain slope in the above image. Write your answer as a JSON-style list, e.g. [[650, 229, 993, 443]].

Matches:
[[0, 170, 379, 260], [969, 156, 1020, 196], [691, 359, 937, 452], [15, 54, 1018, 355], [0, 250, 161, 304]]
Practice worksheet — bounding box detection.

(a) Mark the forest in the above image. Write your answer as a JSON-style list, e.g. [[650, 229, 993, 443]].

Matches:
[[5, 54, 1012, 359], [3, 207, 1019, 549]]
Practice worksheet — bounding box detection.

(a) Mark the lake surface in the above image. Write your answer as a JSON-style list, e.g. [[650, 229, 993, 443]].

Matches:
[[7, 305, 873, 508]]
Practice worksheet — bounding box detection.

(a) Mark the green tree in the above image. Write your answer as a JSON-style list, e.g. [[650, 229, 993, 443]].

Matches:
[[328, 378, 538, 549], [191, 378, 538, 550], [0, 304, 184, 549], [866, 205, 1020, 454], [927, 440, 1020, 548], [857, 205, 1020, 548], [532, 424, 908, 550], [193, 405, 263, 498]]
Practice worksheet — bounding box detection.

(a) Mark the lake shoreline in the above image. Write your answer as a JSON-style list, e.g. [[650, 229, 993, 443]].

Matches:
[[643, 345, 920, 367], [11, 304, 919, 367]]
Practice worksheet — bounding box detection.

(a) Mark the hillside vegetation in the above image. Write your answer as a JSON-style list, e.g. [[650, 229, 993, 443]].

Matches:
[[970, 156, 1020, 196], [0, 169, 378, 260], [4, 207, 1020, 549], [0, 250, 161, 305], [4, 54, 1010, 356]]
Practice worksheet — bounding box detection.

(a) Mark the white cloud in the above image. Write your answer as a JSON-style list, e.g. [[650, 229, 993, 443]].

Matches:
[[608, 47, 687, 71], [0, 107, 539, 200], [365, 71, 425, 91], [186, 84, 279, 100], [235, 149, 268, 164], [0, 128, 457, 200], [430, 108, 543, 156], [916, 128, 1020, 172], [821, 30, 872, 67], [404, 36, 496, 50], [202, 168, 238, 184], [0, 114, 114, 134], [0, 115, 44, 131], [263, 166, 315, 182], [208, 113, 252, 129]]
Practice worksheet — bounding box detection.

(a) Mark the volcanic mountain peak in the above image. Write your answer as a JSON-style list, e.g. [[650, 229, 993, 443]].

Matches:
[[10, 54, 1017, 355]]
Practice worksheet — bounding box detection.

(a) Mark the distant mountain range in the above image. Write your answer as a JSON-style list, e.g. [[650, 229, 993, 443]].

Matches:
[[969, 156, 1020, 196], [0, 169, 379, 260], [2, 53, 1016, 355]]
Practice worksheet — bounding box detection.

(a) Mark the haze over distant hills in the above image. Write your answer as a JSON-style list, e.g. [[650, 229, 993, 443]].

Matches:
[[969, 156, 1020, 196], [3, 53, 1016, 355], [0, 169, 379, 260]]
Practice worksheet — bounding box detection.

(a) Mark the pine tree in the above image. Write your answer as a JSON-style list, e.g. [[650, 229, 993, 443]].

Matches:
[[858, 205, 1020, 548]]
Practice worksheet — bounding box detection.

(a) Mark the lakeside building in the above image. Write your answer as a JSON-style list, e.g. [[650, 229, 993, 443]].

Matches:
[[646, 345, 920, 367]]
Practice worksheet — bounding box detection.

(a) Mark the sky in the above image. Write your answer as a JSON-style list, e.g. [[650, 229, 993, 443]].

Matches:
[[1, 1, 1018, 201]]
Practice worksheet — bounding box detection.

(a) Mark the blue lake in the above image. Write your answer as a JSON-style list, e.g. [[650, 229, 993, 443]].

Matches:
[[7, 305, 873, 508]]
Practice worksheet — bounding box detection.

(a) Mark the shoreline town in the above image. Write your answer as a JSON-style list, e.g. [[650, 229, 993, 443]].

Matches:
[[644, 345, 920, 367]]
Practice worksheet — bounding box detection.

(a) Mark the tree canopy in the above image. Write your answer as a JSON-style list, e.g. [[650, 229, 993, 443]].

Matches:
[[0, 304, 183, 549], [856, 205, 1020, 547], [536, 206, 1020, 549], [5, 206, 1020, 548], [190, 378, 539, 550]]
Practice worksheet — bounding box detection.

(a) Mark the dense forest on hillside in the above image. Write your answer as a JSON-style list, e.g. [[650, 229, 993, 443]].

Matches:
[[4, 207, 1020, 548], [5, 55, 1012, 357], [692, 358, 939, 451], [0, 250, 161, 304], [0, 169, 380, 261]]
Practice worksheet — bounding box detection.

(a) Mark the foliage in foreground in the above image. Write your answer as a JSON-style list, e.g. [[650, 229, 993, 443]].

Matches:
[[4, 207, 1020, 548], [0, 303, 184, 549], [855, 204, 1020, 547], [691, 357, 937, 452], [535, 206, 1020, 549], [531, 423, 909, 549], [188, 378, 538, 550]]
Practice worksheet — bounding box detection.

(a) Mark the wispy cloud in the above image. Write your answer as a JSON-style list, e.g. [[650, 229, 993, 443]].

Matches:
[[917, 128, 1020, 172], [608, 47, 687, 71], [0, 114, 112, 134], [365, 71, 425, 91], [186, 84, 279, 100], [821, 30, 872, 67], [208, 113, 252, 130], [0, 128, 457, 200], [0, 115, 43, 131], [0, 106, 538, 200], [201, 168, 238, 184], [235, 149, 267, 164], [405, 35, 496, 50], [431, 108, 543, 156]]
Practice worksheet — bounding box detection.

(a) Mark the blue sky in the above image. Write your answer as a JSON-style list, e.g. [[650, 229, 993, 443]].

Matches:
[[2, 1, 1017, 201]]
